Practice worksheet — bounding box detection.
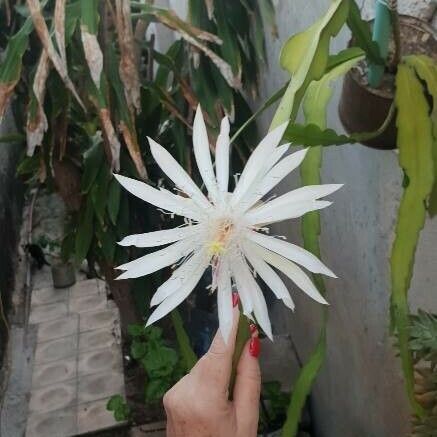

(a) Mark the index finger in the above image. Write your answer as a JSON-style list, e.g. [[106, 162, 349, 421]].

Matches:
[[190, 298, 240, 395]]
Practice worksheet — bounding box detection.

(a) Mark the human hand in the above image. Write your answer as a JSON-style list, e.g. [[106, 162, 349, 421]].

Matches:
[[163, 298, 261, 437]]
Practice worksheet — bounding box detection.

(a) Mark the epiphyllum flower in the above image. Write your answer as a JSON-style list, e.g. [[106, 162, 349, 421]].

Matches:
[[114, 106, 342, 342]]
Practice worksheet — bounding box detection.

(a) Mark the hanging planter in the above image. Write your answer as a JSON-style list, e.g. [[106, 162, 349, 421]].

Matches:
[[339, 15, 437, 149]]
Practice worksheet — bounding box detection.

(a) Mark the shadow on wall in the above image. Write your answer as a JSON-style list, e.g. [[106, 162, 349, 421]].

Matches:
[[0, 109, 24, 365]]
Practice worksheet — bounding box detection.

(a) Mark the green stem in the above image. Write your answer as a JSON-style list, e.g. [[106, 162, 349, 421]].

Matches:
[[229, 315, 250, 398], [171, 309, 198, 372]]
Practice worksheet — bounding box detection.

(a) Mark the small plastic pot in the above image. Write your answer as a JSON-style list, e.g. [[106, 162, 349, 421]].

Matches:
[[51, 261, 76, 288], [339, 15, 437, 150]]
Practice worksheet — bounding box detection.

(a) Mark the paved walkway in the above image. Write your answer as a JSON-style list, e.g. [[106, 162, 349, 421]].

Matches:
[[1, 192, 126, 437], [26, 271, 125, 437]]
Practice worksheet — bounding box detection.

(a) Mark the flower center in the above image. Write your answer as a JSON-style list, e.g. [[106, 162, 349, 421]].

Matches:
[[207, 218, 234, 256]]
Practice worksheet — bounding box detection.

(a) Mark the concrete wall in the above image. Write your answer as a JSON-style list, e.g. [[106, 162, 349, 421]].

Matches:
[[257, 1, 437, 436]]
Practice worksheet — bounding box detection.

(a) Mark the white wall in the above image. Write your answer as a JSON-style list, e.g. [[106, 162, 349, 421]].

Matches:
[[256, 1, 437, 436]]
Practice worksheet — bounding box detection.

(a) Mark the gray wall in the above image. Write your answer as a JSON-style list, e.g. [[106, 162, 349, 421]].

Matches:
[[257, 1, 437, 436]]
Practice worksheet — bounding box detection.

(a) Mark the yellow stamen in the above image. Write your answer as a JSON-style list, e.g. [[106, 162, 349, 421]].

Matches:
[[208, 241, 225, 256]]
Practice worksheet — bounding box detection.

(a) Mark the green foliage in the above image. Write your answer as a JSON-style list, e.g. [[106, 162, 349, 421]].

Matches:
[[271, 0, 349, 129], [346, 0, 383, 65], [128, 324, 185, 403], [170, 310, 197, 372], [106, 394, 131, 422], [259, 381, 291, 434], [391, 64, 434, 417]]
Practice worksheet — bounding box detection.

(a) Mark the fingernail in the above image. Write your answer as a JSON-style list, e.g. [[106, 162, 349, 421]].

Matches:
[[232, 292, 239, 307], [249, 323, 257, 335], [249, 336, 260, 358]]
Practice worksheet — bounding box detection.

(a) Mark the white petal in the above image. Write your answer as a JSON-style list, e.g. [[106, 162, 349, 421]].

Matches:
[[244, 245, 295, 310], [215, 116, 230, 194], [231, 122, 288, 207], [262, 143, 291, 175], [116, 239, 195, 279], [247, 230, 336, 277], [150, 249, 208, 307], [229, 254, 253, 316], [252, 284, 273, 341], [247, 241, 328, 305], [246, 200, 332, 225], [118, 225, 201, 248], [145, 256, 209, 327], [239, 148, 308, 212], [114, 174, 202, 220], [217, 260, 233, 343], [193, 105, 219, 202], [148, 137, 211, 210]]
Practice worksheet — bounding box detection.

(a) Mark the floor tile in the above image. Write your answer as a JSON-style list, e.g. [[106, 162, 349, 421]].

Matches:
[[31, 286, 68, 306], [78, 328, 117, 352], [36, 315, 79, 343], [34, 335, 78, 364], [77, 397, 121, 434], [69, 293, 107, 314], [29, 380, 76, 414], [79, 308, 119, 332], [78, 371, 124, 404], [29, 301, 68, 324], [32, 357, 77, 388], [70, 279, 101, 298], [78, 346, 122, 377], [26, 406, 77, 437]]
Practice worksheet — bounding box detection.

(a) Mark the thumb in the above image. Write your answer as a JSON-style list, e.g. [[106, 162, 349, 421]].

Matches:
[[233, 332, 261, 436]]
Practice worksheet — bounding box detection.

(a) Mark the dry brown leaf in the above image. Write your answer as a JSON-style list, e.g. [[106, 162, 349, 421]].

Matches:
[[205, 0, 214, 20], [54, 0, 66, 63], [120, 122, 148, 180], [80, 29, 104, 89], [98, 108, 121, 172], [0, 82, 17, 119], [115, 0, 141, 113], [26, 51, 50, 156], [26, 0, 85, 110], [184, 33, 241, 89]]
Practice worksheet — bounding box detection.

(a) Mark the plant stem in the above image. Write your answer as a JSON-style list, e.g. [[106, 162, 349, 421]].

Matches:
[[229, 315, 250, 399]]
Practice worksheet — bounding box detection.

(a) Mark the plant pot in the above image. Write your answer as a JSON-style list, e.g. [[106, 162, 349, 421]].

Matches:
[[339, 15, 437, 149], [51, 261, 76, 288]]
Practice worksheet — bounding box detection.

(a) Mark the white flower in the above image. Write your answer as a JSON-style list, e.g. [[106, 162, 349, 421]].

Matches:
[[114, 106, 342, 342]]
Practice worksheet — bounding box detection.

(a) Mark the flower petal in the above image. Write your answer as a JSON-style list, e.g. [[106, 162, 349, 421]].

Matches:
[[245, 181, 342, 223], [145, 256, 209, 327], [217, 260, 233, 343], [240, 148, 308, 212], [115, 238, 195, 279], [246, 200, 332, 225], [247, 230, 336, 278], [150, 249, 208, 307], [148, 137, 211, 210], [193, 105, 218, 202], [114, 174, 202, 220], [252, 284, 273, 341], [229, 254, 253, 317], [118, 225, 201, 248], [247, 241, 328, 305], [231, 122, 288, 207], [215, 116, 230, 194], [243, 244, 295, 310]]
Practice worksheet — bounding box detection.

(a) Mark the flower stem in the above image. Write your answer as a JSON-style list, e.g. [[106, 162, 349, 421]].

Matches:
[[229, 315, 250, 399]]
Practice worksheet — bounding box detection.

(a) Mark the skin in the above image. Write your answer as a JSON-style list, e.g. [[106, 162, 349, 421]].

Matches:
[[164, 307, 261, 437]]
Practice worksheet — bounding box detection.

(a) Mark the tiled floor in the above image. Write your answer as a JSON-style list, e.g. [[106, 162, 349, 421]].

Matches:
[[26, 274, 125, 437]]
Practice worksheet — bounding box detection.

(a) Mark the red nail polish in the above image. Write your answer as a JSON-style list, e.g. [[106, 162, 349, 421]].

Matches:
[[232, 292, 239, 307], [249, 323, 257, 335], [249, 336, 260, 358]]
